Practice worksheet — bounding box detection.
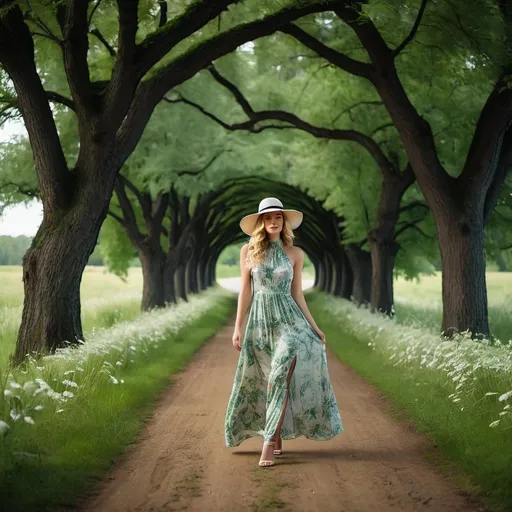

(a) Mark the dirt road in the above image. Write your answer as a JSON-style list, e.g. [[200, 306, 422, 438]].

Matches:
[[79, 315, 485, 512]]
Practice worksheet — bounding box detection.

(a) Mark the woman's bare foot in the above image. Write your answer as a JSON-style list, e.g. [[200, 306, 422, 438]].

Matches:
[[259, 442, 275, 468]]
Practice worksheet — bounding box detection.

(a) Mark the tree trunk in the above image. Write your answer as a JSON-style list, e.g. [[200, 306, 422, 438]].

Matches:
[[438, 218, 489, 337], [138, 245, 166, 311], [187, 248, 199, 294], [339, 249, 353, 300], [176, 264, 188, 301], [368, 234, 399, 315], [317, 257, 326, 292], [206, 255, 215, 287], [14, 183, 112, 363], [346, 244, 372, 305], [164, 261, 178, 304], [331, 251, 344, 297]]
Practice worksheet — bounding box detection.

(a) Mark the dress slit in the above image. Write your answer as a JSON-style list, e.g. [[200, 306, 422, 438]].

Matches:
[[266, 355, 297, 443]]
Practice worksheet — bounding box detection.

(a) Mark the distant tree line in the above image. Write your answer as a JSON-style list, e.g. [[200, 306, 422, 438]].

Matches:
[[0, 236, 104, 266]]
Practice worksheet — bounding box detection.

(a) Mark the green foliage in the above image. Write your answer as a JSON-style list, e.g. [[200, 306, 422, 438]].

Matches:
[[98, 217, 135, 280]]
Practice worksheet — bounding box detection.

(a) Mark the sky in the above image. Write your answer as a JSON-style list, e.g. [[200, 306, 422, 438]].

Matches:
[[0, 120, 43, 237]]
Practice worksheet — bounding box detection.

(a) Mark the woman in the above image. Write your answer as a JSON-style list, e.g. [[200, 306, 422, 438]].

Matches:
[[225, 197, 343, 467]]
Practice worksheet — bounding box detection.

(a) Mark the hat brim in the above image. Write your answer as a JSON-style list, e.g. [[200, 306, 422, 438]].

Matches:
[[239, 209, 303, 236]]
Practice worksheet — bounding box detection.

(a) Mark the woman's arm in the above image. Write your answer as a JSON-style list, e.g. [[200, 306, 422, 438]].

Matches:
[[232, 244, 253, 350], [290, 248, 322, 338]]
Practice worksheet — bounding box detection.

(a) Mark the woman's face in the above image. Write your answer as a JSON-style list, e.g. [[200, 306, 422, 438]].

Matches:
[[262, 211, 284, 236]]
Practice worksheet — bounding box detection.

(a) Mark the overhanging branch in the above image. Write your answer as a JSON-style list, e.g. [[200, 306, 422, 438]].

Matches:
[[391, 0, 430, 58], [280, 22, 373, 79]]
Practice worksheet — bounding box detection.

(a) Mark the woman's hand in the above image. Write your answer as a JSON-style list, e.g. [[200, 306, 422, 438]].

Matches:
[[314, 328, 326, 345], [232, 328, 242, 351]]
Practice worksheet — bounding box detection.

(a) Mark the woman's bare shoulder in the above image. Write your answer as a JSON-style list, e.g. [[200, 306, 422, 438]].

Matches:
[[291, 246, 304, 258]]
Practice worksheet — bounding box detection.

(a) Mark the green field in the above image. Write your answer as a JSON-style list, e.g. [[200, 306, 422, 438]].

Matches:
[[394, 272, 512, 343], [0, 266, 144, 370]]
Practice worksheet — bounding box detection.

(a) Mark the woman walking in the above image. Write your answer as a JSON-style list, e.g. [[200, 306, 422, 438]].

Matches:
[[225, 197, 343, 467]]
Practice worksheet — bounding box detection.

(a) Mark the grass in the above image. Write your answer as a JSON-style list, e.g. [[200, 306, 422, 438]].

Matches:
[[0, 288, 236, 512], [0, 266, 144, 370], [394, 272, 512, 342], [306, 290, 512, 511]]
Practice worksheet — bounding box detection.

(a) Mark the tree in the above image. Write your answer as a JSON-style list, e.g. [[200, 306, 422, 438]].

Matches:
[[279, 0, 512, 337], [174, 46, 435, 314], [0, 0, 352, 363]]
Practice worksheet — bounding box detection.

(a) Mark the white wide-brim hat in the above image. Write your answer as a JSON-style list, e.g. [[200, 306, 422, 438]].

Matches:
[[240, 197, 303, 236]]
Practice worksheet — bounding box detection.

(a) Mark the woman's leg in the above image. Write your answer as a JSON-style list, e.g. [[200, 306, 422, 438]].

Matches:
[[260, 356, 297, 464]]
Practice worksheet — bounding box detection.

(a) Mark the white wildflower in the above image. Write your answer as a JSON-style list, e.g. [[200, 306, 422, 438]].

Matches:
[[62, 391, 74, 399], [489, 420, 501, 428], [4, 389, 14, 397], [23, 381, 38, 394], [24, 416, 35, 425], [10, 410, 22, 421], [62, 380, 78, 388], [0, 421, 10, 436], [498, 391, 512, 402]]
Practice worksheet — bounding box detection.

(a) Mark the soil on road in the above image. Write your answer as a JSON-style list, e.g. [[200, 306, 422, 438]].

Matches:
[[78, 314, 486, 512]]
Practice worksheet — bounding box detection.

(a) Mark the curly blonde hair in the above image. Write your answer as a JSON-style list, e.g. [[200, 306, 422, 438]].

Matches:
[[245, 214, 295, 269]]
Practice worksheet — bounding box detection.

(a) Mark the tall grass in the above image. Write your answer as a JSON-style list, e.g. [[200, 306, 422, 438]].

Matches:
[[0, 266, 144, 369], [307, 290, 512, 511], [394, 272, 512, 342], [0, 286, 235, 512]]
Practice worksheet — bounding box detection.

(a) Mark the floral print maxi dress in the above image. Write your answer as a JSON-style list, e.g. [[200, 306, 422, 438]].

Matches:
[[225, 239, 343, 447]]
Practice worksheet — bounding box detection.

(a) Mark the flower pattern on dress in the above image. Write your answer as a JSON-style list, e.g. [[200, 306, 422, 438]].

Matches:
[[225, 239, 343, 447]]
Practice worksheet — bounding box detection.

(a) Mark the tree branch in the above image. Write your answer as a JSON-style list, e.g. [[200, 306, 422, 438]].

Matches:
[[395, 220, 433, 239], [205, 66, 397, 178], [136, 1, 240, 79], [332, 100, 384, 125], [114, 177, 144, 244], [102, 0, 139, 129], [117, 174, 153, 225], [25, 11, 62, 45], [459, 72, 512, 211], [399, 200, 429, 214], [483, 124, 512, 223], [58, 0, 94, 112], [0, 3, 70, 209], [107, 209, 124, 226], [176, 150, 227, 177], [90, 27, 116, 56], [116, 0, 350, 169], [370, 122, 394, 138], [152, 192, 169, 230], [280, 22, 373, 79], [88, 0, 103, 26], [391, 0, 430, 58], [45, 90, 75, 111], [158, 0, 168, 27]]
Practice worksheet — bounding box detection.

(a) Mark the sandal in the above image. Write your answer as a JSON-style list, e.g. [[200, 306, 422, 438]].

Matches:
[[273, 436, 283, 456], [259, 442, 275, 468]]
